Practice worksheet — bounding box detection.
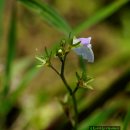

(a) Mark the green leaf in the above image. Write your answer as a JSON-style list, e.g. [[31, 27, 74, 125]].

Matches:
[[18, 0, 72, 35], [78, 105, 120, 130], [73, 0, 128, 35], [85, 85, 93, 90], [123, 106, 130, 130], [86, 76, 94, 84], [0, 2, 17, 125], [35, 56, 45, 63], [3, 2, 17, 95]]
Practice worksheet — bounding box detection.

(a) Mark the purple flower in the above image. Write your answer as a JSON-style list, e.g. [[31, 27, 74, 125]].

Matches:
[[73, 37, 94, 62]]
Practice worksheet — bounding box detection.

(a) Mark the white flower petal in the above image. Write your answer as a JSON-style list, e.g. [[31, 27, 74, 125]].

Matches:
[[73, 46, 94, 62], [73, 47, 83, 55], [84, 46, 94, 62]]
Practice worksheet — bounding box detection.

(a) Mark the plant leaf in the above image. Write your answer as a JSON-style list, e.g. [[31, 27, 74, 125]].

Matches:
[[3, 1, 17, 95], [18, 0, 72, 35], [123, 106, 130, 130]]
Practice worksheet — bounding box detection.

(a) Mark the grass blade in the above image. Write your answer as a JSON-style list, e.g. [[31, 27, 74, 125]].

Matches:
[[73, 0, 128, 35], [78, 105, 120, 130], [0, 2, 17, 127], [3, 1, 17, 96], [18, 0, 72, 35], [123, 106, 130, 130]]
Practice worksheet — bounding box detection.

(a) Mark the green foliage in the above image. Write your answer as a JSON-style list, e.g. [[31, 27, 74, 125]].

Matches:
[[0, 2, 17, 128], [3, 2, 17, 96], [18, 0, 72, 35], [78, 105, 120, 130], [123, 106, 130, 130]]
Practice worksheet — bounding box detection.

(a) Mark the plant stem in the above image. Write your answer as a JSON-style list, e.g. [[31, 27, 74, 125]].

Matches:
[[73, 85, 79, 94], [60, 54, 67, 76], [50, 53, 78, 130], [60, 53, 78, 130], [60, 54, 73, 95], [50, 64, 60, 76], [60, 74, 78, 130], [60, 75, 72, 95], [71, 92, 78, 130]]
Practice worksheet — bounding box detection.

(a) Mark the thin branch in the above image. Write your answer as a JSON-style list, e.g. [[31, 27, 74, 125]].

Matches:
[[60, 53, 78, 130], [73, 85, 79, 94], [71, 93, 78, 129], [60, 75, 72, 95], [59, 53, 72, 95], [50, 52, 78, 130], [60, 53, 67, 76], [50, 65, 60, 76]]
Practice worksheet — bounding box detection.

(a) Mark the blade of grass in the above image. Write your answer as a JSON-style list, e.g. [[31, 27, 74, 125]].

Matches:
[[123, 105, 130, 130], [0, 1, 17, 128], [3, 1, 17, 96], [18, 0, 72, 35], [73, 0, 128, 35], [78, 105, 120, 130]]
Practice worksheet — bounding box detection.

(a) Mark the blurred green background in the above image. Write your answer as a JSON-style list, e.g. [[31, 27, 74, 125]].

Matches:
[[0, 0, 130, 130]]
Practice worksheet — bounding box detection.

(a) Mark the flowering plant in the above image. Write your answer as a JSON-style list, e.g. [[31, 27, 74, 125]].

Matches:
[[73, 37, 94, 62], [36, 35, 94, 130]]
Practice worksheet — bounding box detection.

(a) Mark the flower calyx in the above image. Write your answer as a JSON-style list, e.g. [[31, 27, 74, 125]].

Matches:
[[76, 72, 94, 90]]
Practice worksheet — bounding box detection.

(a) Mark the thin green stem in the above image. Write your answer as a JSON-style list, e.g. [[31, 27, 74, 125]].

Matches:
[[50, 64, 60, 76], [60, 53, 78, 130], [60, 73, 78, 130], [73, 84, 79, 94], [60, 75, 72, 95], [60, 54, 73, 94], [50, 52, 78, 130], [60, 54, 67, 76], [71, 93, 78, 130], [50, 63, 72, 95]]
